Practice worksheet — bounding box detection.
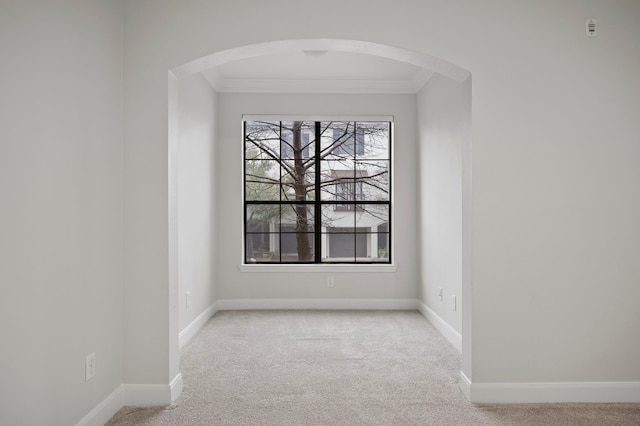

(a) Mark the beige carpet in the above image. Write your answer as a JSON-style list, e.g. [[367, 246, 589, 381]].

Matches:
[[107, 310, 640, 425]]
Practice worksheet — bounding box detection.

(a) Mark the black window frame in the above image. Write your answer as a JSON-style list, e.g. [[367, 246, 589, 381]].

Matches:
[[243, 120, 392, 264]]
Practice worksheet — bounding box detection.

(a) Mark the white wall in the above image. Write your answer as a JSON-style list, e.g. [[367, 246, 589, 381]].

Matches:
[[468, 3, 640, 387], [122, 0, 640, 401], [1, 2, 638, 420], [123, 1, 174, 387], [417, 73, 471, 336], [0, 1, 124, 425], [177, 74, 218, 332], [216, 93, 419, 301]]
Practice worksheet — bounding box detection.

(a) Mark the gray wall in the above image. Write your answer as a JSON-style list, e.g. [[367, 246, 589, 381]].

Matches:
[[1, 0, 639, 423], [215, 93, 419, 300], [127, 0, 640, 389], [176, 74, 218, 333], [417, 73, 471, 336], [0, 1, 124, 424]]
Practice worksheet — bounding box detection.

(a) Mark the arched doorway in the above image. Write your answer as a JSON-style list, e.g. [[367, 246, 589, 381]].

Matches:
[[168, 38, 472, 400]]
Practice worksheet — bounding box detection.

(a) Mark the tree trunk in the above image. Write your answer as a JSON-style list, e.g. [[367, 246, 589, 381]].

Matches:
[[292, 121, 312, 261]]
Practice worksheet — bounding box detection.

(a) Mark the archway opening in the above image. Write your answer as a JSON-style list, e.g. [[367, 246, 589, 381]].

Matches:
[[168, 38, 472, 399]]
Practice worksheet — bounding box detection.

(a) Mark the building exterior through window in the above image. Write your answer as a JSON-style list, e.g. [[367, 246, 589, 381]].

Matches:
[[244, 120, 391, 264]]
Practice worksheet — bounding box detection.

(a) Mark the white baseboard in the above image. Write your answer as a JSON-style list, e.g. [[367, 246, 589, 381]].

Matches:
[[121, 383, 169, 406], [123, 373, 183, 406], [417, 301, 462, 352], [216, 298, 420, 311], [179, 302, 219, 349], [459, 371, 472, 401], [461, 372, 640, 403], [170, 372, 183, 403], [77, 374, 183, 425], [75, 385, 124, 426]]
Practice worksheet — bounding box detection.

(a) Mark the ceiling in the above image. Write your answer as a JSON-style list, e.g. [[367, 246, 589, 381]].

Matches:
[[200, 50, 434, 94]]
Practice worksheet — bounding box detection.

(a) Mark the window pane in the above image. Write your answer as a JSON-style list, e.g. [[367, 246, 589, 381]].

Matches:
[[246, 204, 280, 230], [322, 227, 368, 262], [355, 204, 389, 229], [357, 122, 390, 159], [245, 160, 280, 201], [245, 232, 279, 262], [356, 160, 389, 201], [321, 204, 355, 230], [245, 121, 281, 160], [280, 204, 315, 231], [279, 231, 315, 262], [281, 160, 316, 201], [354, 232, 390, 262], [325, 232, 356, 261], [320, 158, 356, 201], [376, 231, 390, 260], [280, 121, 315, 159], [280, 205, 315, 261], [331, 126, 362, 156], [321, 121, 358, 158]]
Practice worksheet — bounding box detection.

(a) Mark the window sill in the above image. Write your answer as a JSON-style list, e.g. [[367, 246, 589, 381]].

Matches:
[[238, 263, 398, 273]]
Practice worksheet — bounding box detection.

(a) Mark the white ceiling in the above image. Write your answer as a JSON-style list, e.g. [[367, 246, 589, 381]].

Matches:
[[200, 50, 434, 94]]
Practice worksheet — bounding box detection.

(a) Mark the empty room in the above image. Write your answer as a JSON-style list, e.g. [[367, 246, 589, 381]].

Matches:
[[1, 1, 639, 425]]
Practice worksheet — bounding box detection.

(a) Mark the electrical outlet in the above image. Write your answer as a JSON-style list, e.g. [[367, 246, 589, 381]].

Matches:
[[186, 291, 191, 307], [451, 294, 457, 311], [438, 288, 443, 301], [85, 352, 96, 381], [327, 277, 334, 288]]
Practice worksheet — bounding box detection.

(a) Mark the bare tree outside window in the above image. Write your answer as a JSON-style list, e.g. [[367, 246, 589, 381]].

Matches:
[[244, 120, 391, 263]]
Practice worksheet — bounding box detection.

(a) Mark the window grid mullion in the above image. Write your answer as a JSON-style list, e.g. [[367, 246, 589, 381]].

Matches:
[[244, 120, 391, 264], [314, 121, 322, 263]]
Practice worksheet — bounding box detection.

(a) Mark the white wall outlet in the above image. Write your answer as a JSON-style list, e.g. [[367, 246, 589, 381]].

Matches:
[[438, 288, 444, 301], [327, 276, 334, 288], [85, 352, 96, 382], [186, 291, 191, 307], [450, 294, 457, 311]]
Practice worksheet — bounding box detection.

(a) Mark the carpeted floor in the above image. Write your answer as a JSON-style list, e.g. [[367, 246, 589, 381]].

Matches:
[[106, 310, 640, 425]]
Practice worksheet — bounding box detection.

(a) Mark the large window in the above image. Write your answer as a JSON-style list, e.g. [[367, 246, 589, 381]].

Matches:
[[244, 120, 391, 264]]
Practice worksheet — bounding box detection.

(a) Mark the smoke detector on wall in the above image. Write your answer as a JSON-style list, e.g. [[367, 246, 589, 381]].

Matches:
[[586, 18, 597, 37]]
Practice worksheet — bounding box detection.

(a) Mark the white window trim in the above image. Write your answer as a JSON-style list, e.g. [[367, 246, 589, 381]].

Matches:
[[238, 263, 397, 273], [240, 114, 395, 270], [242, 114, 394, 123]]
